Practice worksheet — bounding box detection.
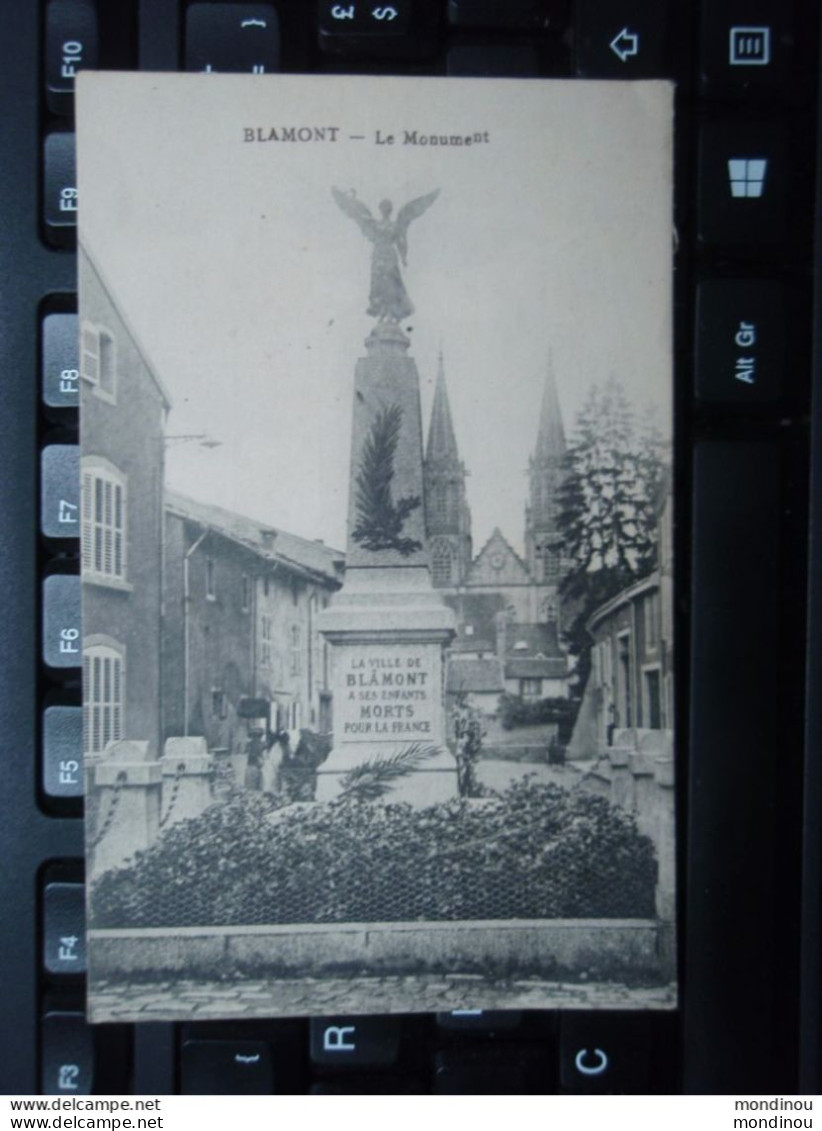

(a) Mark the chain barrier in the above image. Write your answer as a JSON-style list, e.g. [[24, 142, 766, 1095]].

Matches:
[[159, 762, 186, 828], [90, 770, 127, 849]]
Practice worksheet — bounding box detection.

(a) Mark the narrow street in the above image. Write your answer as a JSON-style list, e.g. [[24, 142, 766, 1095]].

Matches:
[[475, 758, 576, 793], [92, 972, 676, 1023]]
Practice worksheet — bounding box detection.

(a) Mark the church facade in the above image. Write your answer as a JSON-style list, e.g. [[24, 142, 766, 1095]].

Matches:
[[422, 355, 571, 707]]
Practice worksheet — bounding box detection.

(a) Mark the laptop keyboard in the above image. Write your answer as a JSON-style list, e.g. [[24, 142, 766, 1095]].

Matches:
[[0, 0, 819, 1095]]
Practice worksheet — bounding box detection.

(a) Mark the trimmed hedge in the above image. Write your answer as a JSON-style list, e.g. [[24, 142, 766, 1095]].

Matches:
[[91, 781, 657, 928], [498, 693, 578, 740]]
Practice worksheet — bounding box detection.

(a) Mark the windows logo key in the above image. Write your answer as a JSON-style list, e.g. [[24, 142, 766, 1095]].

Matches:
[[728, 158, 768, 198]]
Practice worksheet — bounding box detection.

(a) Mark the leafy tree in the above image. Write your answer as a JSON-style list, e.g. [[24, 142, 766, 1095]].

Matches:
[[556, 377, 669, 688], [558, 378, 666, 598]]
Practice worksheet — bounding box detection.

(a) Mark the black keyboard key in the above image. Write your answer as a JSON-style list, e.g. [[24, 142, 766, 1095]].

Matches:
[[436, 1010, 523, 1033], [559, 1013, 660, 1092], [41, 445, 80, 539], [185, 4, 280, 73], [133, 1024, 176, 1095], [698, 121, 787, 249], [696, 280, 786, 403], [181, 1040, 273, 1094], [45, 0, 99, 116], [43, 574, 82, 669], [699, 1, 797, 102], [574, 0, 672, 77], [43, 705, 83, 798], [318, 1, 412, 35], [43, 313, 80, 409], [434, 1046, 552, 1094], [447, 0, 556, 30], [446, 44, 539, 76], [42, 1013, 94, 1095], [310, 1076, 425, 1093], [43, 132, 77, 248], [43, 882, 86, 975], [309, 1016, 402, 1068]]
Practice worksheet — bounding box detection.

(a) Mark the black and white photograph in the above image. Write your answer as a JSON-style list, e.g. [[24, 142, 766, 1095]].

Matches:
[[76, 72, 675, 1020]]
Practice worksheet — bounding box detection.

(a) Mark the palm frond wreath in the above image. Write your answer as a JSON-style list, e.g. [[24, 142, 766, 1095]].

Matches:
[[352, 403, 422, 555], [338, 743, 443, 801]]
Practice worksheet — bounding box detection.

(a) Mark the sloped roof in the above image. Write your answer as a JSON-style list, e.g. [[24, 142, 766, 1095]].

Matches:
[[468, 526, 531, 585], [80, 245, 173, 411], [505, 622, 564, 659], [505, 657, 568, 680], [425, 352, 461, 464], [446, 656, 505, 694], [533, 354, 566, 465], [585, 570, 659, 634], [165, 489, 344, 587], [443, 592, 505, 650], [450, 638, 496, 655]]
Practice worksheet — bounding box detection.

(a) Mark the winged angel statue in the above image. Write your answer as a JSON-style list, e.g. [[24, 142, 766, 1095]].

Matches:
[[332, 187, 440, 323]]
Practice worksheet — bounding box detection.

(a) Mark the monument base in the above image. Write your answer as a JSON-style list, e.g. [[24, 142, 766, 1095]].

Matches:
[[317, 326, 458, 804], [317, 565, 457, 805]]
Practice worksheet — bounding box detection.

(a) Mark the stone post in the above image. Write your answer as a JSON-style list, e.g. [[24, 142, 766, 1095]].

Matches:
[[653, 757, 676, 920], [318, 325, 456, 804], [607, 746, 633, 811], [88, 740, 161, 877], [160, 737, 214, 828], [628, 751, 657, 840]]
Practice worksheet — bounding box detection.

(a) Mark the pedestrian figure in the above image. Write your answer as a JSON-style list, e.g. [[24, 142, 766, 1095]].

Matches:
[[244, 727, 264, 791]]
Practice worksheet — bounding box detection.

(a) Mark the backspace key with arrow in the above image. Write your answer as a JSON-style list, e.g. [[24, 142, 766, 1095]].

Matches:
[[574, 0, 677, 78]]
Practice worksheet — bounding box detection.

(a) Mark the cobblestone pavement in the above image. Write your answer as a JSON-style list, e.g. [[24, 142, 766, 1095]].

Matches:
[[91, 974, 676, 1022]]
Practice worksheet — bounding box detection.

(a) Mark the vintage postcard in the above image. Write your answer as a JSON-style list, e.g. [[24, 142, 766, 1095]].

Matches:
[[77, 73, 675, 1020]]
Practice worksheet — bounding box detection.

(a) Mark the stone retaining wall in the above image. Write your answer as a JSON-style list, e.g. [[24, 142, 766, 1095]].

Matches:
[[89, 918, 663, 984]]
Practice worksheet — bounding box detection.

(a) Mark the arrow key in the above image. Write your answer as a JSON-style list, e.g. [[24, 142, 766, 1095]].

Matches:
[[575, 0, 676, 78]]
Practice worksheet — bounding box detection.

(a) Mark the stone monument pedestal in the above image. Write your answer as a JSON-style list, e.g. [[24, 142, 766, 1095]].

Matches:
[[317, 325, 456, 804]]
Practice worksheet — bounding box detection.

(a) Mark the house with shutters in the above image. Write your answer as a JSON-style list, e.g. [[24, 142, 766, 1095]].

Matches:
[[568, 486, 674, 758], [590, 487, 673, 738], [162, 491, 343, 758], [79, 248, 171, 760]]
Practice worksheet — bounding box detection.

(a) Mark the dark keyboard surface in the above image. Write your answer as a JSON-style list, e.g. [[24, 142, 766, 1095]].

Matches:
[[1, 0, 820, 1095]]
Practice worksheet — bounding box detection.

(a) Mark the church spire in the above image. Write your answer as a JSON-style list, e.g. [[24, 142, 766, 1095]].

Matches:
[[534, 352, 566, 465], [525, 354, 567, 583], [423, 352, 472, 586], [425, 351, 460, 464]]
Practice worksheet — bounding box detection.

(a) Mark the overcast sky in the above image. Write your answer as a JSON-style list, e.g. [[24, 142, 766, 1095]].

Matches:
[[77, 73, 673, 555]]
